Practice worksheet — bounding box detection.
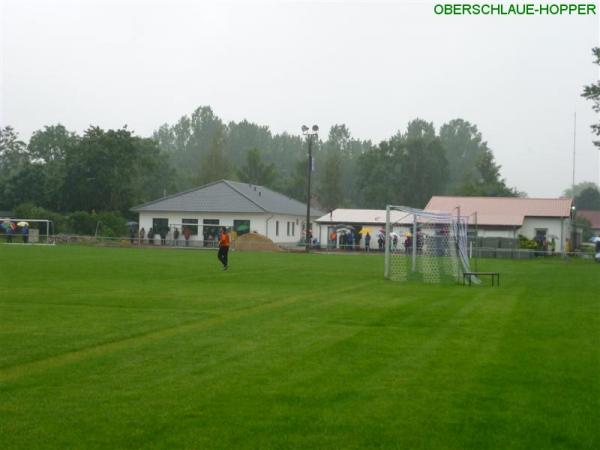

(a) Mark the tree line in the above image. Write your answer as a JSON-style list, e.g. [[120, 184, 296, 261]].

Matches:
[[0, 109, 520, 225]]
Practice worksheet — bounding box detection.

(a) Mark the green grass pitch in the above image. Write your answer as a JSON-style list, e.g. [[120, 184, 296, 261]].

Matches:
[[1, 245, 599, 449]]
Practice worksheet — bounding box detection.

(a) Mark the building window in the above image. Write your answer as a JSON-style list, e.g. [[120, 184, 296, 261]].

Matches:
[[287, 222, 290, 236], [292, 222, 295, 236], [535, 228, 548, 240], [276, 221, 279, 236], [152, 218, 168, 236], [203, 219, 220, 247], [234, 220, 250, 236], [182, 218, 198, 235]]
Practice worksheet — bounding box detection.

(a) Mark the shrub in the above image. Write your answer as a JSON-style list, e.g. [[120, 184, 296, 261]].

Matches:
[[67, 211, 97, 235], [13, 203, 66, 234], [518, 234, 538, 250], [96, 211, 128, 238]]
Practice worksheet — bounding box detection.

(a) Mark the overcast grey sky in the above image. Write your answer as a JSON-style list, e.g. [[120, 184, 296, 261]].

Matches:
[[1, 0, 599, 196]]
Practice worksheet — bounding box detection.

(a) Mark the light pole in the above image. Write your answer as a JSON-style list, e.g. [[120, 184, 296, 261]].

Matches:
[[302, 124, 319, 252]]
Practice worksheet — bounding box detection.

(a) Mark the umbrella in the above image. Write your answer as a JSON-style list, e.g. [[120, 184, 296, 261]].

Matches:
[[590, 236, 600, 243], [17, 221, 29, 227], [126, 221, 138, 226], [358, 227, 371, 234], [0, 222, 11, 231], [404, 231, 412, 237]]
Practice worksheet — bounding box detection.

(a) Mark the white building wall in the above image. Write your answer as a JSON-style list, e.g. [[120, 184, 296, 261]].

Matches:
[[519, 217, 570, 252], [474, 228, 516, 239], [138, 211, 314, 245], [316, 216, 571, 252], [317, 222, 389, 250]]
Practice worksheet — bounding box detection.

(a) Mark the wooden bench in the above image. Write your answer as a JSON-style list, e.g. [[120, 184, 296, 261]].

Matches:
[[463, 272, 500, 287]]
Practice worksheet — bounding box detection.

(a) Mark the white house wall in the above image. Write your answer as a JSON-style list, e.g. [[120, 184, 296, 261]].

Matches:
[[138, 211, 315, 245], [316, 219, 571, 253], [475, 228, 517, 239], [519, 217, 569, 252]]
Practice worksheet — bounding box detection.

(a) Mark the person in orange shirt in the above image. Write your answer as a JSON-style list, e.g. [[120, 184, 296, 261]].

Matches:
[[218, 227, 230, 271]]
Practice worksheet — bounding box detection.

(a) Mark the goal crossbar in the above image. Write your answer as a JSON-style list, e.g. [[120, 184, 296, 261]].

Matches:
[[384, 205, 475, 284], [0, 218, 54, 245]]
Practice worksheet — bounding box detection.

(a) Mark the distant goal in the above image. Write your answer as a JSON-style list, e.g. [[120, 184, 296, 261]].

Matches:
[[0, 218, 55, 245], [384, 206, 472, 284]]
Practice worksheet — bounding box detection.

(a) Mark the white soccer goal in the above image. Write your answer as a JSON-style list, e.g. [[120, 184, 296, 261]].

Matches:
[[0, 218, 54, 245], [384, 205, 473, 284]]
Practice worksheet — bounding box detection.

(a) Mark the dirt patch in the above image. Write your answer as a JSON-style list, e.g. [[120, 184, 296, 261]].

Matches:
[[234, 233, 282, 252]]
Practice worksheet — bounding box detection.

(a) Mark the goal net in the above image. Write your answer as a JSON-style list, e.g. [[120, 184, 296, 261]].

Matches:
[[0, 218, 54, 245], [384, 206, 472, 284]]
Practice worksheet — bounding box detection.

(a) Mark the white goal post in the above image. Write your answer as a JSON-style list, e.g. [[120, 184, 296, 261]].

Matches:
[[0, 218, 54, 245], [384, 205, 473, 283]]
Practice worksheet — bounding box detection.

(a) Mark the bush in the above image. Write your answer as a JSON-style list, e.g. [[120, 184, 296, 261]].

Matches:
[[96, 211, 128, 238], [68, 211, 128, 237], [518, 234, 538, 250], [12, 204, 129, 238], [67, 211, 97, 235], [13, 203, 66, 234]]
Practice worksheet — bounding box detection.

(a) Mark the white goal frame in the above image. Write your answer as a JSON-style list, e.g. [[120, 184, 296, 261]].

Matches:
[[0, 218, 54, 245], [384, 205, 472, 283]]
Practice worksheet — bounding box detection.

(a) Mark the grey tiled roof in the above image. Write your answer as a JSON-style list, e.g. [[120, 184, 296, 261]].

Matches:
[[132, 180, 323, 217]]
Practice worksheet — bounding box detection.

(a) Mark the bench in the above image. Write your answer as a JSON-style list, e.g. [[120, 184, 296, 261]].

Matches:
[[463, 272, 500, 287]]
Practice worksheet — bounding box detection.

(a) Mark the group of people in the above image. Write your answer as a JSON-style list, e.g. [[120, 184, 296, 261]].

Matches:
[[328, 228, 415, 253], [133, 226, 193, 246], [1, 221, 29, 243], [329, 229, 367, 251], [131, 224, 231, 270], [534, 234, 556, 256]]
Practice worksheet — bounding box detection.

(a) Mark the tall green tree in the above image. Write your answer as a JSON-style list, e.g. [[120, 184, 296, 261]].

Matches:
[[459, 150, 518, 197], [63, 127, 167, 212], [582, 47, 600, 147], [197, 124, 230, 185], [356, 120, 448, 208], [0, 126, 28, 209], [26, 124, 78, 210], [439, 118, 517, 197], [439, 119, 486, 193], [574, 186, 600, 210], [237, 148, 277, 187], [563, 181, 599, 198], [154, 106, 224, 190], [279, 158, 309, 203], [316, 125, 349, 210]]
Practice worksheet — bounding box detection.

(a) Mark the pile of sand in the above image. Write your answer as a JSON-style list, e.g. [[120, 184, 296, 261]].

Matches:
[[234, 232, 282, 252]]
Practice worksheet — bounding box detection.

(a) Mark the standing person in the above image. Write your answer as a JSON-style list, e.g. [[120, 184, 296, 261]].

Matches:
[[174, 227, 180, 246], [550, 237, 556, 255], [404, 235, 412, 254], [183, 226, 191, 246], [139, 227, 145, 245], [21, 224, 29, 243], [148, 227, 154, 245], [365, 232, 371, 252], [217, 227, 230, 271], [6, 223, 14, 243]]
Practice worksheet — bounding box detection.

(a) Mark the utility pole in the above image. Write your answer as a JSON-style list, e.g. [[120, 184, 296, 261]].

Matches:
[[302, 125, 319, 252]]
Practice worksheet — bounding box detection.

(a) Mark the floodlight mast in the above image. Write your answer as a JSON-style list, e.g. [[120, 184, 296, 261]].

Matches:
[[302, 124, 318, 252]]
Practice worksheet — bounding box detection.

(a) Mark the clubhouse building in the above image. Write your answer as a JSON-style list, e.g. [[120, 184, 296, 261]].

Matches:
[[131, 180, 323, 246]]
